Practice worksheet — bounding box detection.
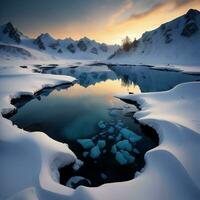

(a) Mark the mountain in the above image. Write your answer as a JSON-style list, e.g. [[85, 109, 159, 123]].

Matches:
[[110, 9, 200, 65], [0, 22, 24, 44], [0, 22, 118, 60]]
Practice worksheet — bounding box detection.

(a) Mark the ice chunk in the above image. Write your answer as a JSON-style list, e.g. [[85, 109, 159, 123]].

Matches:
[[108, 135, 114, 140], [120, 150, 135, 164], [116, 140, 132, 151], [115, 134, 122, 142], [133, 148, 140, 154], [90, 145, 101, 159], [108, 126, 115, 134], [101, 173, 108, 180], [129, 135, 142, 143], [97, 140, 106, 149], [109, 109, 118, 116], [111, 144, 117, 154], [98, 120, 106, 129], [115, 120, 124, 130], [115, 151, 127, 165], [120, 128, 142, 142], [77, 139, 94, 149], [72, 159, 84, 171]]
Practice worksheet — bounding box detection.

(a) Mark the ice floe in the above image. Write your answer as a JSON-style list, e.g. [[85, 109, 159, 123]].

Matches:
[[77, 139, 95, 149], [90, 145, 101, 159]]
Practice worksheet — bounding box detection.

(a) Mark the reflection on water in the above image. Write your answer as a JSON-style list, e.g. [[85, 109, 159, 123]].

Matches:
[[49, 64, 200, 93], [10, 72, 157, 187], [10, 79, 141, 142], [110, 65, 200, 92]]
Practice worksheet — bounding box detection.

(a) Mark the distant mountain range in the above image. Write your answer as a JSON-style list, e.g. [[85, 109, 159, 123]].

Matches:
[[110, 9, 200, 65], [0, 9, 200, 64], [0, 22, 118, 60]]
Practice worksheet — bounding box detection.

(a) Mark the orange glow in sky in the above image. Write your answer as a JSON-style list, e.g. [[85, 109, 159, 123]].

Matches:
[[38, 0, 200, 44], [2, 0, 199, 45]]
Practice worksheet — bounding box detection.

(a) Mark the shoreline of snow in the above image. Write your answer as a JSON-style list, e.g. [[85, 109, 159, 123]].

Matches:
[[106, 62, 200, 75], [1, 62, 200, 200], [0, 66, 80, 200]]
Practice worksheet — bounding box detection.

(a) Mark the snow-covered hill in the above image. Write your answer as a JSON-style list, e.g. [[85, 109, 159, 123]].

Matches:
[[0, 22, 118, 61], [110, 9, 200, 65]]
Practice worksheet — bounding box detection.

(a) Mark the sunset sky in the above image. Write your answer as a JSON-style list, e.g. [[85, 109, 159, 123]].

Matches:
[[0, 0, 200, 44]]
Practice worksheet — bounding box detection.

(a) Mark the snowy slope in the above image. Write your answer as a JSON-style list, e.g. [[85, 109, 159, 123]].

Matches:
[[0, 23, 118, 61], [110, 9, 200, 65]]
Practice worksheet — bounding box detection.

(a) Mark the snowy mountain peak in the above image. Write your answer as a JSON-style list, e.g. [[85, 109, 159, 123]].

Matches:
[[0, 22, 119, 59], [0, 22, 22, 44], [110, 9, 200, 65], [34, 33, 58, 50], [181, 9, 199, 37], [185, 9, 200, 18], [38, 33, 55, 40]]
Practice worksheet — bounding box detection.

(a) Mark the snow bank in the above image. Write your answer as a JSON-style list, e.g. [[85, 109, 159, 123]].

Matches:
[[0, 65, 78, 200]]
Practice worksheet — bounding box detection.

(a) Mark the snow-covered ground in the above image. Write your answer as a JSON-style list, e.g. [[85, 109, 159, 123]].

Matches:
[[0, 65, 78, 200], [0, 60, 200, 200]]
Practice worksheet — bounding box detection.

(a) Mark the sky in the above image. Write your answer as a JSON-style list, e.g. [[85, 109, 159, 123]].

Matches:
[[0, 0, 200, 44]]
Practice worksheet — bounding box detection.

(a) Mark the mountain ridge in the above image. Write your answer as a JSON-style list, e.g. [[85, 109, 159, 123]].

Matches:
[[0, 22, 118, 59], [110, 9, 200, 65]]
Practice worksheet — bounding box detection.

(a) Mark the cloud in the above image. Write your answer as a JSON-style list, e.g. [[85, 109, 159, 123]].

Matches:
[[127, 2, 164, 20], [107, 0, 134, 26], [174, 0, 195, 7], [118, 0, 197, 24]]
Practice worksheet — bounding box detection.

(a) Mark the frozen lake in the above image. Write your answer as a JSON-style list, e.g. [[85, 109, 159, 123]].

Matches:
[[9, 64, 200, 188]]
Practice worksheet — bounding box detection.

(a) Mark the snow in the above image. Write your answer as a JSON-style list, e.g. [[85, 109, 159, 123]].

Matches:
[[0, 62, 200, 199], [0, 22, 119, 62], [72, 159, 84, 171], [110, 9, 200, 66], [69, 81, 200, 200], [0, 64, 78, 200], [90, 145, 101, 159], [1, 15, 200, 199], [66, 176, 91, 188], [77, 139, 95, 149]]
